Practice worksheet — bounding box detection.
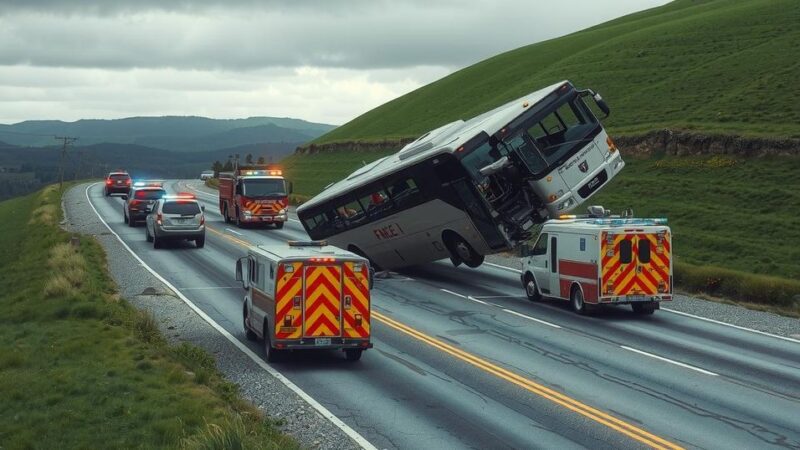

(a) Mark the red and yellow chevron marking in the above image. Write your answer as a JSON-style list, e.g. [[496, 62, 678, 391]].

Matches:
[[241, 197, 289, 215], [601, 231, 671, 297], [275, 262, 303, 339], [343, 262, 370, 339], [303, 265, 342, 338]]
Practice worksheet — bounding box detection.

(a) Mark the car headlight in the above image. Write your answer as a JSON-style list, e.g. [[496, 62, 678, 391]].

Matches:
[[244, 210, 252, 216]]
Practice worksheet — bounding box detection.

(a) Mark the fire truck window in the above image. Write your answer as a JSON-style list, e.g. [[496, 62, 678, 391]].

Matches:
[[638, 239, 651, 263], [531, 233, 548, 255], [620, 240, 633, 264]]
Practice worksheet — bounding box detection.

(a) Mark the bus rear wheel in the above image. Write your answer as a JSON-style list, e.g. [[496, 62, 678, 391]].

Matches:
[[445, 233, 483, 268]]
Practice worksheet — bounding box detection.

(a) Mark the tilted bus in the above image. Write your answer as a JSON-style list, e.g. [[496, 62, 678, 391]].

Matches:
[[297, 80, 625, 270]]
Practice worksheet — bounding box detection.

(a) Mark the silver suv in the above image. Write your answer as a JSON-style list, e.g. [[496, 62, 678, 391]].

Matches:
[[145, 196, 206, 248]]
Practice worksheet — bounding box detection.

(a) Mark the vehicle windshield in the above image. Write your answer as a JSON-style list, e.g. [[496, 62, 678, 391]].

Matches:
[[134, 189, 165, 200], [163, 202, 201, 215], [242, 179, 286, 197], [503, 94, 598, 175]]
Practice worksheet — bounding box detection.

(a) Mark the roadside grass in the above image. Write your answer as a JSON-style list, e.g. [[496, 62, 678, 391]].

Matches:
[[0, 184, 297, 449], [314, 0, 800, 144], [204, 178, 220, 190]]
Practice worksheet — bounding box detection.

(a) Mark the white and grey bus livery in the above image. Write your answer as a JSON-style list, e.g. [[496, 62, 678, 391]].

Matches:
[[297, 80, 625, 270]]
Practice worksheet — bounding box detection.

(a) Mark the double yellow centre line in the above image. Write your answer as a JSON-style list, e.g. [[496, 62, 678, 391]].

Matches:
[[206, 224, 681, 449], [374, 311, 681, 449]]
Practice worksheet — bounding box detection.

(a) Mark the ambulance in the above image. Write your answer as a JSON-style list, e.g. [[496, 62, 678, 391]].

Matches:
[[519, 207, 672, 315], [237, 241, 372, 362]]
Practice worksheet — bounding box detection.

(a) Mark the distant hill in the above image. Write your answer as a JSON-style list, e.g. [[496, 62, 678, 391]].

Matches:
[[312, 0, 800, 145], [0, 116, 336, 151]]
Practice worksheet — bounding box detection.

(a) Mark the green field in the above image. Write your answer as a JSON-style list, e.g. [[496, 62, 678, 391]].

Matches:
[[314, 0, 800, 144], [0, 185, 296, 449]]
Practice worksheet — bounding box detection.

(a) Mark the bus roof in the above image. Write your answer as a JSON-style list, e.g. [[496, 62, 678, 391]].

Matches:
[[298, 80, 572, 212]]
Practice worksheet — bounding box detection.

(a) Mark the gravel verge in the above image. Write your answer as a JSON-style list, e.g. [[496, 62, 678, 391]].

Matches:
[[485, 253, 800, 340], [62, 183, 362, 450]]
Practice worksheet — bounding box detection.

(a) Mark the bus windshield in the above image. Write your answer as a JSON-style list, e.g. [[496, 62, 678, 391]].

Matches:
[[503, 94, 598, 176], [242, 179, 286, 197]]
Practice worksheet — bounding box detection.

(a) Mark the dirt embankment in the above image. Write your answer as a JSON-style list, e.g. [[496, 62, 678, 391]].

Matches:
[[296, 129, 800, 157]]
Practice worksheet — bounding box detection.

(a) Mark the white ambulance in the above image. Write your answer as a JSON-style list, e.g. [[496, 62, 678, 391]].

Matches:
[[236, 240, 373, 362], [519, 208, 673, 315]]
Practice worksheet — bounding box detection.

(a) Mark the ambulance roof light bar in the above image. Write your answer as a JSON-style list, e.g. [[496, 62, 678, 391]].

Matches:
[[589, 218, 668, 226]]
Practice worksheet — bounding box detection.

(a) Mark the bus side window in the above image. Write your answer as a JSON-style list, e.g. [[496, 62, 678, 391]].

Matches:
[[387, 178, 420, 209], [358, 189, 391, 218]]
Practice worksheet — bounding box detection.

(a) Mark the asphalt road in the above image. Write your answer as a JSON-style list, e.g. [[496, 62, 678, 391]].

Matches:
[[86, 180, 800, 450]]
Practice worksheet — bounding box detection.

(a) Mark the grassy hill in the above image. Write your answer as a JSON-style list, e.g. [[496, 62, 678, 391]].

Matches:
[[314, 0, 800, 144]]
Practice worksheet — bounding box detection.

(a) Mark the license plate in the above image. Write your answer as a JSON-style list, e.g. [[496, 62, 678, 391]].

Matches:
[[628, 295, 646, 302], [314, 338, 331, 346], [262, 217, 272, 222], [176, 218, 185, 224]]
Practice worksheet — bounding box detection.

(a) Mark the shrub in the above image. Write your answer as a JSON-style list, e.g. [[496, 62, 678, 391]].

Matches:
[[674, 262, 800, 306]]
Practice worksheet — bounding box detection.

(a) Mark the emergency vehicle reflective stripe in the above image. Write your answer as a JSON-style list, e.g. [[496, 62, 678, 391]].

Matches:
[[275, 262, 303, 339], [304, 266, 342, 337], [601, 232, 671, 297], [242, 198, 288, 215], [342, 262, 370, 338]]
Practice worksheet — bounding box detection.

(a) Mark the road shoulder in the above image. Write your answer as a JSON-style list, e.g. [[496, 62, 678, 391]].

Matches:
[[63, 182, 364, 450]]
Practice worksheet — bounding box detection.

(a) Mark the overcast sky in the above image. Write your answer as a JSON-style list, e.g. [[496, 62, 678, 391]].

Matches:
[[0, 0, 669, 125]]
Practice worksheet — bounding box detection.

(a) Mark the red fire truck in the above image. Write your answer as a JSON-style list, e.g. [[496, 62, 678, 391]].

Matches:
[[218, 164, 291, 228]]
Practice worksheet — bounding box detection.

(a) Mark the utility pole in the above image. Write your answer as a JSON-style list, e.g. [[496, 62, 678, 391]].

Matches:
[[55, 136, 78, 191]]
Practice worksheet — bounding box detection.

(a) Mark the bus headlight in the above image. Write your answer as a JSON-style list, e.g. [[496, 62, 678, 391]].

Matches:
[[557, 197, 575, 211]]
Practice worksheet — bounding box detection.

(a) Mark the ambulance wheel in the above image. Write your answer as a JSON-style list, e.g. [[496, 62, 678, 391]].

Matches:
[[632, 302, 656, 315], [345, 349, 363, 362], [571, 286, 590, 315], [274, 221, 284, 229], [243, 305, 257, 341], [524, 274, 541, 301], [263, 323, 283, 362]]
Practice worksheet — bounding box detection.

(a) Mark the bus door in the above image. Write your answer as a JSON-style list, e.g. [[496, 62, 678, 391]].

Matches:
[[434, 157, 507, 250]]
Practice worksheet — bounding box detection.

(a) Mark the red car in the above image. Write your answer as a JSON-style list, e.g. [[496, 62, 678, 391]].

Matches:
[[104, 171, 131, 196]]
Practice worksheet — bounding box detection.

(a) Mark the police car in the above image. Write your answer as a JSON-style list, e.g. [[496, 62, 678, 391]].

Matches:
[[122, 181, 166, 227]]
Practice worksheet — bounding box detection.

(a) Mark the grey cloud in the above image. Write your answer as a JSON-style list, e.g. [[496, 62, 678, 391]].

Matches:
[[0, 1, 669, 71]]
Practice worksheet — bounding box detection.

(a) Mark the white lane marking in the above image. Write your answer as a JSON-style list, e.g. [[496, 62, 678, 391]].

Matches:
[[472, 295, 521, 299], [662, 308, 800, 345], [177, 286, 241, 291], [466, 296, 489, 306], [482, 261, 800, 346], [83, 183, 377, 450], [620, 345, 719, 376], [440, 288, 467, 299], [484, 262, 522, 273], [225, 227, 244, 236], [502, 309, 562, 329]]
